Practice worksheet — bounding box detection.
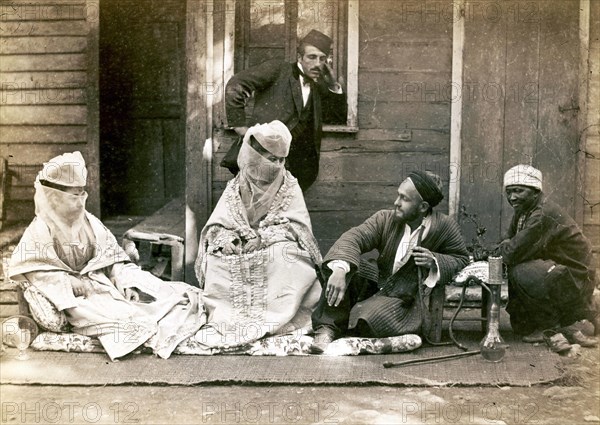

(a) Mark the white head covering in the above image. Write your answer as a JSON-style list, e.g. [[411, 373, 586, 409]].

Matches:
[[238, 121, 292, 226], [34, 152, 91, 265], [243, 120, 291, 157], [38, 150, 87, 187], [503, 164, 543, 191]]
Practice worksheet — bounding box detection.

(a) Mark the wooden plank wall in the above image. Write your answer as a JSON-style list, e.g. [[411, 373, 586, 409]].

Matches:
[[212, 1, 453, 254], [311, 1, 453, 252], [211, 0, 598, 262], [460, 0, 583, 246], [0, 0, 99, 221]]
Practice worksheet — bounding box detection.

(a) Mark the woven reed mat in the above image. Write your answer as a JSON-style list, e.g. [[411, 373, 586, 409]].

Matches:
[[0, 332, 563, 387]]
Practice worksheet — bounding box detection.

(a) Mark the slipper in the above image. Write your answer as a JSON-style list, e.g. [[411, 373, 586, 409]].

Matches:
[[542, 329, 572, 353], [522, 329, 545, 343], [562, 329, 598, 348]]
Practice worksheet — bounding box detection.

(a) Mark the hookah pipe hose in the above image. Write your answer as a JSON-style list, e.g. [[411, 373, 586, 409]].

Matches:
[[383, 243, 500, 368], [383, 349, 480, 368], [383, 229, 484, 368], [383, 228, 491, 368], [414, 227, 458, 348], [385, 270, 486, 367], [447, 279, 493, 351]]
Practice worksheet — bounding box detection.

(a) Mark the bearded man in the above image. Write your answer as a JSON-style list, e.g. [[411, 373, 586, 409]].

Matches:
[[309, 171, 469, 354]]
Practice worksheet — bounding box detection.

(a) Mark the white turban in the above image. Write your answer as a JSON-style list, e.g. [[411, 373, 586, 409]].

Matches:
[[243, 120, 291, 158], [503, 164, 542, 191], [38, 151, 87, 187]]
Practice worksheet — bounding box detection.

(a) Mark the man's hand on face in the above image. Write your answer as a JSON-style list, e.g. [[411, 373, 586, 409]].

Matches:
[[326, 267, 348, 307], [321, 61, 339, 89]]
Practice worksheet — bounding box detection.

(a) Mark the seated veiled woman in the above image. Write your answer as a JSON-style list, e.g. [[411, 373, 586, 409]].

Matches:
[[194, 120, 322, 348], [9, 152, 204, 360]]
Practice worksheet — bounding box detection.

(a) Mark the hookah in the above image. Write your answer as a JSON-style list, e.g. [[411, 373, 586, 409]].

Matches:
[[479, 256, 506, 362], [384, 256, 506, 368]]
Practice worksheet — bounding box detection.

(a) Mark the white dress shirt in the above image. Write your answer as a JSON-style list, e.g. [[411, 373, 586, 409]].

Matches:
[[329, 214, 440, 288]]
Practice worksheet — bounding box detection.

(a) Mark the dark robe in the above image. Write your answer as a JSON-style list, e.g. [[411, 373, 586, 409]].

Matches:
[[312, 209, 469, 337], [496, 197, 596, 334]]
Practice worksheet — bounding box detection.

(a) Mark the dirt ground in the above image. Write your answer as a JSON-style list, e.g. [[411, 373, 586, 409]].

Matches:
[[1, 345, 598, 425]]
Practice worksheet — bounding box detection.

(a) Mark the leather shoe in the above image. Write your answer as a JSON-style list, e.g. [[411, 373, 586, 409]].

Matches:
[[560, 326, 598, 347], [542, 330, 572, 353], [309, 326, 336, 354], [522, 329, 545, 343]]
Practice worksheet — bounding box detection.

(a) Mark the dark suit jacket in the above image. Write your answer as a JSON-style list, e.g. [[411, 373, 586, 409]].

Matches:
[[225, 60, 346, 187]]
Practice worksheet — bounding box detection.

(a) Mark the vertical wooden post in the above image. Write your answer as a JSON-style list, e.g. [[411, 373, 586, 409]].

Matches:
[[86, 0, 101, 217], [448, 0, 465, 219], [184, 0, 210, 286], [204, 0, 215, 233], [576, 0, 591, 227], [346, 0, 359, 129], [223, 0, 236, 87], [0, 157, 7, 231]]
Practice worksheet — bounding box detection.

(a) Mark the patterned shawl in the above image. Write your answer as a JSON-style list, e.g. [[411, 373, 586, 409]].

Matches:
[[195, 172, 322, 287]]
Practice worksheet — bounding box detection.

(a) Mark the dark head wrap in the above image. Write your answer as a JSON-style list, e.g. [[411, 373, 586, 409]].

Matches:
[[407, 171, 444, 207]]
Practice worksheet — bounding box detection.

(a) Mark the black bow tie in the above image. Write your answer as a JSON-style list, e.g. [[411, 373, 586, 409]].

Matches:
[[297, 69, 314, 86]]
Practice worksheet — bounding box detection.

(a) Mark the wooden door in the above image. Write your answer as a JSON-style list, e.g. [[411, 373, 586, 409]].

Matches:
[[460, 0, 582, 245], [100, 0, 186, 216]]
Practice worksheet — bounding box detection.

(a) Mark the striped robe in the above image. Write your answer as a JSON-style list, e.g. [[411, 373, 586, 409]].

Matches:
[[321, 209, 469, 337]]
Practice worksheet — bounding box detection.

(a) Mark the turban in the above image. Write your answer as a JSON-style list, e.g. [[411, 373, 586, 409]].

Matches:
[[503, 165, 542, 191], [38, 151, 87, 187], [407, 171, 444, 207], [243, 120, 292, 158], [300, 29, 332, 56]]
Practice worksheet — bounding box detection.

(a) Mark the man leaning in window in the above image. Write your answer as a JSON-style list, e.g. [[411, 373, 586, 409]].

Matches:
[[224, 29, 346, 191]]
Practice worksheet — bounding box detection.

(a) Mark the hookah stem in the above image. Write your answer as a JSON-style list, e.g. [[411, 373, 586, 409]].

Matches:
[[383, 350, 481, 368]]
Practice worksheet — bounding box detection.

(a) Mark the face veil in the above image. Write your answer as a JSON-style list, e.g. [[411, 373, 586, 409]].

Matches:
[[237, 138, 285, 226], [236, 120, 292, 226], [32, 151, 95, 270]]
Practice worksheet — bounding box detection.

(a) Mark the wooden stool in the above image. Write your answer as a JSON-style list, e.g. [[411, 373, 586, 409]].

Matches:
[[122, 197, 185, 281], [428, 262, 508, 343]]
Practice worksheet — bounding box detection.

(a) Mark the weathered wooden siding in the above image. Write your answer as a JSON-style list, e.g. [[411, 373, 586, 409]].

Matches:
[[459, 0, 583, 246], [307, 2, 452, 252], [212, 1, 453, 253], [208, 0, 597, 262], [0, 0, 99, 219]]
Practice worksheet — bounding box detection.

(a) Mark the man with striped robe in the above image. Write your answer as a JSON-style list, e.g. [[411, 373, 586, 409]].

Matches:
[[310, 171, 469, 354]]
